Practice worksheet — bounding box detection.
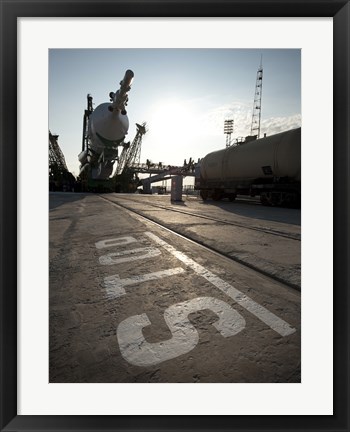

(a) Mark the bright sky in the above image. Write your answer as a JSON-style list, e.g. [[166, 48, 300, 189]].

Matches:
[[49, 49, 301, 178]]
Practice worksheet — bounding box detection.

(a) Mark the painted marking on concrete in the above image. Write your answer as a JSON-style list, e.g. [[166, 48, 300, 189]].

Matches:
[[117, 296, 245, 367], [99, 247, 161, 265], [95, 236, 137, 250], [104, 267, 185, 299], [144, 232, 295, 337]]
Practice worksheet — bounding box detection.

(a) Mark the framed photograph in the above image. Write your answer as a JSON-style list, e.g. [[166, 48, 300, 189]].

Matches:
[[1, 0, 349, 431]]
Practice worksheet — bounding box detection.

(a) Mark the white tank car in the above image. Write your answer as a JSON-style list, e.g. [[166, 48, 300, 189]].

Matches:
[[198, 127, 301, 206], [79, 69, 134, 180]]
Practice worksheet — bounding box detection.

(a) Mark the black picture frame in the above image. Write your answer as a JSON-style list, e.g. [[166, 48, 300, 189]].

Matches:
[[1, 1, 349, 431]]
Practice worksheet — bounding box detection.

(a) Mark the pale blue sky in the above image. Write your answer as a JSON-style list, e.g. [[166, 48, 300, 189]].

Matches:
[[49, 49, 301, 177]]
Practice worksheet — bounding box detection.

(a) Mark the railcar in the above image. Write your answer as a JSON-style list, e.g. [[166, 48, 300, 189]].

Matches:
[[195, 127, 301, 207]]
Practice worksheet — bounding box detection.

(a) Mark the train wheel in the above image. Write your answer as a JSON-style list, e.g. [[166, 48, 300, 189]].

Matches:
[[271, 192, 283, 206], [200, 190, 208, 201], [282, 192, 301, 208], [260, 192, 270, 206], [212, 190, 223, 201]]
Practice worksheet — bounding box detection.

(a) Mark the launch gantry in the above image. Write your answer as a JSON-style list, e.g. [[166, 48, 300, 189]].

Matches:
[[49, 131, 75, 190], [115, 122, 147, 175], [49, 131, 69, 174]]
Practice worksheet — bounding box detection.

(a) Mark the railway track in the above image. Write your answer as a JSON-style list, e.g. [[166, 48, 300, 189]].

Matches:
[[100, 194, 301, 291], [49, 192, 301, 384], [104, 194, 300, 242]]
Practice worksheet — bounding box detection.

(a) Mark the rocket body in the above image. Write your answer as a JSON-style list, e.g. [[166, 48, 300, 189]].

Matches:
[[79, 70, 134, 180], [88, 103, 129, 154]]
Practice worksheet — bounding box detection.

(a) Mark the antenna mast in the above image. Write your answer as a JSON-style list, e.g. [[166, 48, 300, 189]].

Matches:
[[250, 57, 263, 138]]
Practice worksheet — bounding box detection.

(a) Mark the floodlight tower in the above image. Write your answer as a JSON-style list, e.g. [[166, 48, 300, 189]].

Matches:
[[250, 58, 263, 138], [224, 119, 234, 148]]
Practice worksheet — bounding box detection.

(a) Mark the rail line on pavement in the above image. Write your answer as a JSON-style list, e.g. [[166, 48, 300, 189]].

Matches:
[[105, 195, 300, 241], [100, 194, 301, 292]]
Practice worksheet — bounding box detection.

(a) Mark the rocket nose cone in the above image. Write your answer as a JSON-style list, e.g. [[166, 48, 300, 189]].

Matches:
[[124, 70, 134, 84]]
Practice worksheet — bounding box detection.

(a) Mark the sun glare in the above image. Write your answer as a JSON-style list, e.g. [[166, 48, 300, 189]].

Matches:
[[145, 98, 230, 165], [149, 99, 198, 143]]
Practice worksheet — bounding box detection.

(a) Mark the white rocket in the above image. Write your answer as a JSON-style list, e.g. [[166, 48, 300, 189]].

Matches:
[[78, 70, 134, 179]]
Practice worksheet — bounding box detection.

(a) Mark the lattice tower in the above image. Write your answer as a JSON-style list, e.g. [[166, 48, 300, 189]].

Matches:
[[49, 131, 68, 172], [250, 59, 263, 138], [116, 122, 147, 175]]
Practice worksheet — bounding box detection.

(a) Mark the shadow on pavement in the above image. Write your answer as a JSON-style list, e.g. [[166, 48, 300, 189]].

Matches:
[[49, 192, 89, 210], [198, 199, 301, 226]]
